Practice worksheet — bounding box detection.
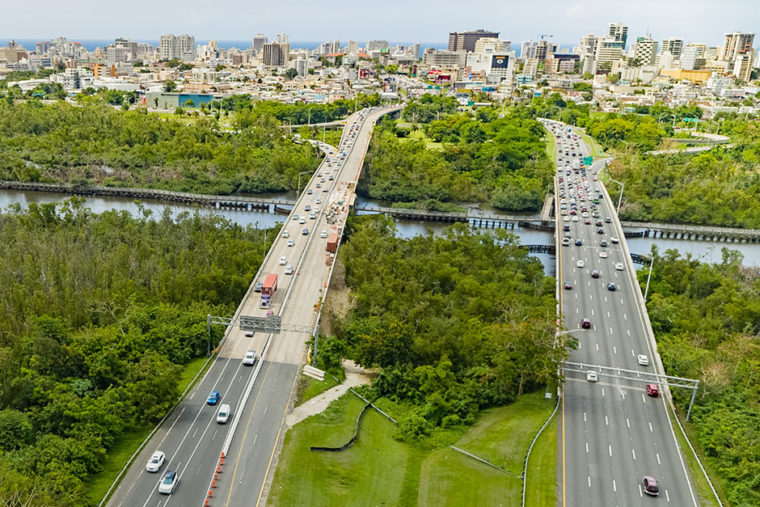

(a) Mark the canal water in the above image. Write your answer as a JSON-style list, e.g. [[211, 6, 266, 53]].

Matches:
[[1, 190, 759, 272]]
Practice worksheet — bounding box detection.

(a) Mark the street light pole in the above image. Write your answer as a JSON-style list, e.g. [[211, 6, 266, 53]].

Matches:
[[616, 181, 624, 214], [643, 258, 654, 302], [296, 170, 312, 196]]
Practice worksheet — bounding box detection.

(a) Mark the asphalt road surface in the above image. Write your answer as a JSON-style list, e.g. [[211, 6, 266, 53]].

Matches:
[[109, 107, 394, 507], [544, 120, 699, 507]]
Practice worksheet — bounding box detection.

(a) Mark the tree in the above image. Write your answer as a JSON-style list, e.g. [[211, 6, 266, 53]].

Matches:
[[284, 68, 299, 80], [164, 80, 177, 92]]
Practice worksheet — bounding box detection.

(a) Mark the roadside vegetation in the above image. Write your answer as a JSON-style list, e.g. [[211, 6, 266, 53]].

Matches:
[[0, 200, 269, 505], [360, 95, 553, 212], [643, 247, 760, 505], [269, 390, 555, 506]]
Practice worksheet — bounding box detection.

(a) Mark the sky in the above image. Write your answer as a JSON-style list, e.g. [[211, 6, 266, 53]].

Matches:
[[1, 0, 758, 48]]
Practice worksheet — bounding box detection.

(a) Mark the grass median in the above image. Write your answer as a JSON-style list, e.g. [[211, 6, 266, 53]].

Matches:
[[269, 390, 556, 506]]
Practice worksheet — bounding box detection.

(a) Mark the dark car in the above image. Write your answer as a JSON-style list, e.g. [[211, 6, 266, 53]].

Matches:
[[302, 228, 309, 235], [307, 189, 313, 195], [581, 318, 591, 329], [597, 227, 604, 234], [584, 219, 591, 225], [591, 270, 600, 278], [607, 282, 617, 291], [563, 224, 571, 232], [575, 239, 582, 246], [642, 476, 659, 496], [595, 220, 603, 226], [564, 282, 573, 290], [207, 390, 220, 405], [646, 383, 660, 397]]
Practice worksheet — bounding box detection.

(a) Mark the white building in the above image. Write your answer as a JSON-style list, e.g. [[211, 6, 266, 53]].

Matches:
[[661, 37, 684, 59], [159, 34, 195, 62], [633, 37, 658, 66], [680, 44, 705, 70]]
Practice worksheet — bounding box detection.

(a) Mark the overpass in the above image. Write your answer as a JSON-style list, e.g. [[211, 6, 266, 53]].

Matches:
[[107, 106, 398, 506], [543, 119, 707, 506]]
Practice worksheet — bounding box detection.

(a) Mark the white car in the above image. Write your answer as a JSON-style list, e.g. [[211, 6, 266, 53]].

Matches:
[[576, 260, 585, 268], [216, 404, 231, 424], [586, 371, 598, 382], [599, 251, 608, 259], [282, 230, 289, 238], [320, 230, 328, 238], [563, 216, 570, 222], [572, 216, 579, 222], [243, 350, 256, 366], [146, 451, 165, 473], [292, 214, 299, 221], [299, 217, 306, 224], [285, 264, 294, 275], [638, 354, 650, 366], [316, 198, 321, 204], [158, 470, 178, 494], [615, 263, 624, 271], [279, 256, 287, 265], [611, 236, 619, 244], [287, 239, 294, 247]]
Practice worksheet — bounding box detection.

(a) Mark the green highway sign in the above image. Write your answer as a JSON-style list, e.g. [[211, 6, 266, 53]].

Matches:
[[583, 156, 593, 165]]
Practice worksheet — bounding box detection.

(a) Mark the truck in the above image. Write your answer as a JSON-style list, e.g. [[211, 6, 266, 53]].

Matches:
[[260, 273, 278, 308], [326, 233, 339, 254], [572, 159, 580, 171]]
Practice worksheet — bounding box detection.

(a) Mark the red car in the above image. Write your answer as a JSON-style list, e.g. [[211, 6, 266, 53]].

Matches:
[[581, 318, 591, 329], [646, 383, 659, 397], [564, 282, 573, 290], [643, 476, 659, 496]]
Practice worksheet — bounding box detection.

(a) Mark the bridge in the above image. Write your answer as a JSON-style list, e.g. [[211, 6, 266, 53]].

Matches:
[[355, 205, 550, 229]]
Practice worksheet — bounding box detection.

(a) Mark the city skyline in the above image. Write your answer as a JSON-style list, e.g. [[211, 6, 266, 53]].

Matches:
[[1, 0, 758, 47]]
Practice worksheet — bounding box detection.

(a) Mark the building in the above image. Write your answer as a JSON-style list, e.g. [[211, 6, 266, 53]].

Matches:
[[633, 36, 658, 66], [608, 22, 629, 48], [595, 37, 625, 66], [422, 48, 467, 68], [448, 30, 500, 52], [159, 34, 195, 62], [719, 32, 755, 63], [263, 42, 289, 66], [294, 57, 308, 77], [546, 53, 580, 74], [680, 44, 705, 70], [521, 40, 538, 59], [0, 41, 28, 63], [253, 34, 267, 54], [733, 52, 755, 81], [347, 40, 359, 56], [367, 40, 389, 52], [661, 37, 684, 59]]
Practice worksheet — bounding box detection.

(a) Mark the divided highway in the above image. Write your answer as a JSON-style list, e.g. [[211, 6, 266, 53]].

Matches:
[[108, 106, 394, 507], [543, 120, 699, 507]]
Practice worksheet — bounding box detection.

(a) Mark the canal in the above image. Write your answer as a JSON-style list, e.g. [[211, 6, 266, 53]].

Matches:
[[1, 190, 759, 273]]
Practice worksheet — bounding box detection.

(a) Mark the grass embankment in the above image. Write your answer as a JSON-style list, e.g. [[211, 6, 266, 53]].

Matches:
[[545, 129, 557, 165], [398, 128, 444, 150], [295, 371, 343, 407], [268, 390, 556, 506], [577, 131, 607, 159], [84, 355, 212, 504]]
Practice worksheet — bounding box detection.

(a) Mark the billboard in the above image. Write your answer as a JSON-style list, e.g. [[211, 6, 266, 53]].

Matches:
[[491, 54, 509, 69]]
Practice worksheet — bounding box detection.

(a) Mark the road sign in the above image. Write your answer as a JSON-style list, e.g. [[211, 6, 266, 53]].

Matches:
[[583, 156, 593, 165], [240, 315, 282, 334]]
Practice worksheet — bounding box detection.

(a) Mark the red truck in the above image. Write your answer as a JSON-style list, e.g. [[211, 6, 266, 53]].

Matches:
[[260, 273, 278, 308], [326, 233, 339, 254]]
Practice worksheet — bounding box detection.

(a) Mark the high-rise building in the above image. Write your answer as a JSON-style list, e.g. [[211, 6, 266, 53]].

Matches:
[[448, 29, 500, 52], [277, 33, 289, 44], [595, 36, 625, 66], [608, 22, 629, 48], [367, 40, 389, 51], [253, 34, 267, 54], [159, 34, 195, 62], [719, 32, 755, 63], [347, 40, 359, 56], [633, 36, 658, 65], [680, 44, 705, 70], [521, 40, 538, 59], [661, 37, 684, 59], [263, 42, 289, 66], [733, 52, 755, 81]]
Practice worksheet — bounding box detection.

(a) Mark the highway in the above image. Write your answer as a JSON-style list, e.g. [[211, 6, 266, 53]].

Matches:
[[108, 106, 394, 507], [543, 120, 699, 506]]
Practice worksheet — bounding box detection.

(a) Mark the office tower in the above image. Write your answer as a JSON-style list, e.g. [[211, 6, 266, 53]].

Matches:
[[595, 37, 625, 65], [680, 44, 705, 70], [159, 34, 195, 61], [367, 40, 389, 51], [277, 33, 289, 44], [733, 52, 754, 81], [348, 40, 358, 56], [253, 34, 267, 53], [448, 29, 500, 52], [633, 36, 658, 65], [719, 32, 755, 63], [608, 22, 629, 48], [521, 40, 537, 59], [661, 37, 684, 59], [263, 41, 289, 66]]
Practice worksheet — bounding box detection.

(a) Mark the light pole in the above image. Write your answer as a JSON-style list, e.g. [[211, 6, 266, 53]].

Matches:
[[296, 170, 312, 196], [643, 257, 654, 302]]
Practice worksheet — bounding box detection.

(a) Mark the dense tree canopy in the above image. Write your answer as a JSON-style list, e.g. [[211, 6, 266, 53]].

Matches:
[[0, 201, 269, 505], [643, 247, 760, 505]]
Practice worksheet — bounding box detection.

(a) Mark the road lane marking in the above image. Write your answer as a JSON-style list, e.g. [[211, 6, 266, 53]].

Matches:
[[627, 329, 631, 336], [608, 445, 612, 457], [649, 422, 653, 432], [585, 442, 589, 453], [596, 343, 599, 351], [606, 311, 610, 318], [613, 479, 617, 492], [601, 387, 605, 397], [657, 453, 661, 465], [588, 476, 591, 488], [591, 309, 594, 315], [605, 415, 609, 426], [609, 327, 614, 334], [583, 412, 587, 422], [642, 394, 647, 403], [623, 313, 627, 320], [613, 346, 617, 354], [666, 489, 670, 502], [626, 418, 630, 428], [632, 448, 636, 460]]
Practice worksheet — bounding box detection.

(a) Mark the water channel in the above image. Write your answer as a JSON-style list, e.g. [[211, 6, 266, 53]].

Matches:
[[1, 189, 759, 275]]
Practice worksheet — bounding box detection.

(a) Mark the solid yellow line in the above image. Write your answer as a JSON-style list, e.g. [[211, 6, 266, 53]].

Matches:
[[255, 362, 301, 506], [224, 360, 274, 506]]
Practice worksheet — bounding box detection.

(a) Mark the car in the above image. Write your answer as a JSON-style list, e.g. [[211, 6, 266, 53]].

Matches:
[[570, 209, 577, 215], [581, 318, 592, 329], [254, 282, 263, 292], [572, 216, 579, 222], [599, 251, 608, 258], [282, 230, 289, 238], [646, 383, 660, 397], [597, 227, 604, 234], [317, 172, 322, 177], [595, 220, 603, 227], [600, 239, 608, 247], [638, 354, 650, 366], [146, 451, 166, 473], [320, 178, 326, 183], [216, 404, 231, 424], [562, 216, 570, 222], [302, 227, 309, 235], [564, 282, 573, 290], [583, 219, 591, 225], [329, 175, 334, 180], [207, 390, 220, 405], [611, 236, 619, 244], [605, 216, 611, 223], [563, 224, 571, 232], [316, 183, 321, 188], [243, 350, 256, 366], [586, 371, 598, 382], [615, 262, 624, 271], [307, 189, 313, 195], [287, 239, 294, 247], [310, 213, 316, 220], [642, 476, 659, 496], [279, 256, 287, 265], [576, 260, 585, 268], [322, 187, 328, 192], [284, 264, 294, 275], [158, 470, 178, 494], [607, 282, 617, 291], [316, 198, 321, 204], [299, 216, 306, 224], [244, 330, 254, 337], [575, 239, 582, 246], [320, 230, 328, 238], [292, 214, 299, 221], [591, 269, 600, 278], [304, 205, 311, 212], [562, 238, 571, 246]]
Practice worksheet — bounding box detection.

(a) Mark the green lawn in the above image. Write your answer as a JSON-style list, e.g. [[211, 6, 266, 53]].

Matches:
[[399, 129, 444, 150], [525, 402, 558, 507], [545, 130, 557, 164], [85, 355, 212, 504], [269, 390, 556, 506], [295, 371, 342, 407]]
